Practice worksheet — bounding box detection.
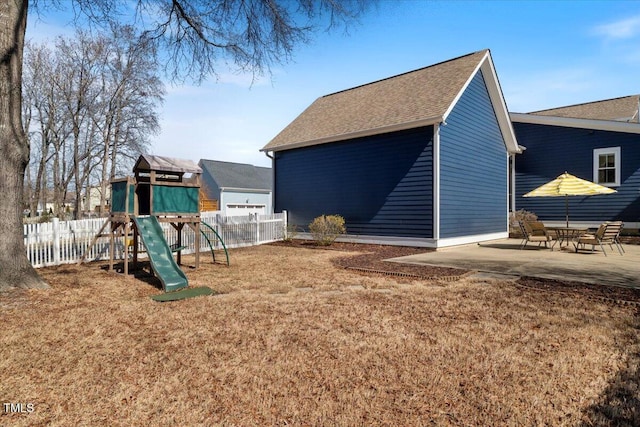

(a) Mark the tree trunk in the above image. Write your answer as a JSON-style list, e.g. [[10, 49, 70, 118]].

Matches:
[[0, 0, 48, 290]]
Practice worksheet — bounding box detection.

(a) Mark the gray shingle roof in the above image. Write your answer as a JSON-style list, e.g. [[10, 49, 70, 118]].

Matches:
[[530, 95, 640, 123], [198, 159, 272, 191], [262, 50, 491, 152]]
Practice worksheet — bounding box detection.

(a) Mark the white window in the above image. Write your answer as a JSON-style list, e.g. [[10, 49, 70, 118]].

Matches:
[[593, 147, 621, 187]]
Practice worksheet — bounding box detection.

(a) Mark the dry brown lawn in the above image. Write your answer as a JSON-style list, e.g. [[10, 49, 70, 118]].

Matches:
[[1, 244, 639, 426]]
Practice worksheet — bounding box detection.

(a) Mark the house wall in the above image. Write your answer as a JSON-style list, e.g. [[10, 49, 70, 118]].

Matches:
[[514, 122, 640, 223], [439, 70, 509, 238], [221, 190, 272, 215], [274, 126, 434, 238], [200, 169, 222, 202], [84, 186, 110, 212]]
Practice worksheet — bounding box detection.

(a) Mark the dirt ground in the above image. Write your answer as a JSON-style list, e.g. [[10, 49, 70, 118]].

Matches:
[[2, 242, 640, 426]]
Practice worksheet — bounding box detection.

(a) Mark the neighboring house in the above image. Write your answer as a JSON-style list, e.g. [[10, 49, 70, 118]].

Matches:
[[198, 159, 273, 216], [261, 50, 521, 248], [512, 95, 640, 228], [83, 185, 111, 213]]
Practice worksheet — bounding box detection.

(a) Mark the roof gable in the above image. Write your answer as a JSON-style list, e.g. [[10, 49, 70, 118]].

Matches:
[[199, 159, 272, 191], [262, 50, 520, 153]]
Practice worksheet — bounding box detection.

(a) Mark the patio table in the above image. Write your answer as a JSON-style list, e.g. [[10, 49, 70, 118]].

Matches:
[[547, 227, 589, 249]]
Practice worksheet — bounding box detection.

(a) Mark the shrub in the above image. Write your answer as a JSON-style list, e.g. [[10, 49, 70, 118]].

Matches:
[[308, 215, 346, 246], [283, 224, 301, 242], [509, 209, 538, 236]]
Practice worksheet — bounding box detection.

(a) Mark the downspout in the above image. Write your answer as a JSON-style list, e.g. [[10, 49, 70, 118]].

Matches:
[[511, 145, 526, 213], [510, 153, 515, 213], [433, 124, 441, 243], [264, 151, 275, 214]]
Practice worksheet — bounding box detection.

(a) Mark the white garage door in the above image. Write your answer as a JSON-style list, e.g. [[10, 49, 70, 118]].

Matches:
[[225, 204, 266, 216]]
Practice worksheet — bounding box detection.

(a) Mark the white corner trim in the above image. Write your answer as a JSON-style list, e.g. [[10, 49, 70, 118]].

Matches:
[[433, 125, 441, 241]]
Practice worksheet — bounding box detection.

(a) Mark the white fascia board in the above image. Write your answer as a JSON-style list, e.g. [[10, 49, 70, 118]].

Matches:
[[480, 58, 521, 154], [219, 187, 271, 194], [442, 51, 522, 155], [510, 112, 640, 134], [261, 116, 442, 153], [442, 51, 488, 121]]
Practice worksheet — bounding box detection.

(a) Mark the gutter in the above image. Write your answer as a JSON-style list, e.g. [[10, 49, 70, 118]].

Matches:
[[510, 112, 640, 134], [261, 116, 443, 153]]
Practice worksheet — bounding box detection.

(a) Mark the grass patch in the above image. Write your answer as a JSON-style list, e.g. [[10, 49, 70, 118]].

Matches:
[[1, 245, 639, 425]]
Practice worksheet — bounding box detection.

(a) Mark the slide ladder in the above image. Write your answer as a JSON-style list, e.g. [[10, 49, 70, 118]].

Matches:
[[200, 221, 229, 266], [132, 215, 188, 292]]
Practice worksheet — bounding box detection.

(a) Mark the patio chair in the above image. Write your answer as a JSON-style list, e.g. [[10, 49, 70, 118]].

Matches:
[[574, 221, 624, 256], [612, 221, 626, 254], [518, 220, 555, 250]]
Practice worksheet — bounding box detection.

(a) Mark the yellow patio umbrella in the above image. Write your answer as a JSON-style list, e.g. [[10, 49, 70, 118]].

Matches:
[[523, 172, 617, 227]]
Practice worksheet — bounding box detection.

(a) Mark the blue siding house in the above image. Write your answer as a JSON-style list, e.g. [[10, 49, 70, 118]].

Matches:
[[512, 95, 640, 229], [261, 50, 521, 247]]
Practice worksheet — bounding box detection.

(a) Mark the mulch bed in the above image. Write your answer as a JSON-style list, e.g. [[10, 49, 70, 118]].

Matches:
[[271, 240, 466, 279], [271, 239, 640, 304]]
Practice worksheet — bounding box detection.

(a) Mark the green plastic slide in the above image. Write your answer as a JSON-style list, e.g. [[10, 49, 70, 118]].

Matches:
[[132, 215, 188, 292]]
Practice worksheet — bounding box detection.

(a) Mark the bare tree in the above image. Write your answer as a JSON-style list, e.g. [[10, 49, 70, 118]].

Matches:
[[23, 27, 162, 219], [94, 24, 162, 215], [0, 1, 48, 289], [1, 0, 370, 290]]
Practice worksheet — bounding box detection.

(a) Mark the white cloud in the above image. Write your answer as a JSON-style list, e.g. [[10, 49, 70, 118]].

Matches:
[[503, 67, 597, 112], [593, 15, 640, 40], [590, 14, 640, 66]]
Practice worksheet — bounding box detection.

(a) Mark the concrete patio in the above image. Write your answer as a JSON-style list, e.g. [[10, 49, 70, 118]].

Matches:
[[386, 238, 639, 288]]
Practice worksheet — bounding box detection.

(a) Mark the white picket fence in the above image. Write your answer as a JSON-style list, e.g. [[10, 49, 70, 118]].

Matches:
[[23, 211, 287, 268]]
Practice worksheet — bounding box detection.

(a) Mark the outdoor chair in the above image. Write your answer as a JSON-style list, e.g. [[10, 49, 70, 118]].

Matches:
[[518, 220, 555, 250], [574, 221, 624, 256]]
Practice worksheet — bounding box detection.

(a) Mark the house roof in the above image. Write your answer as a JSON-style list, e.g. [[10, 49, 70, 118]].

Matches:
[[134, 154, 202, 174], [529, 95, 640, 123], [510, 95, 640, 135], [262, 49, 520, 153], [198, 159, 272, 191]]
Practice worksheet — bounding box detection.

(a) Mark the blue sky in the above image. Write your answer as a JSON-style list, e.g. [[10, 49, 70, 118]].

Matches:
[[26, 1, 640, 168]]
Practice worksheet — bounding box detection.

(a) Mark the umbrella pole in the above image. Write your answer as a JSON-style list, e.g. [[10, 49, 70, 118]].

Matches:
[[565, 195, 569, 228]]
